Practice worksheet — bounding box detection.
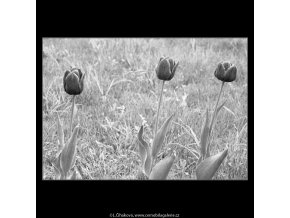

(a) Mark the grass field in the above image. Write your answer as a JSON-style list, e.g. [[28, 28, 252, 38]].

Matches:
[[42, 38, 248, 180]]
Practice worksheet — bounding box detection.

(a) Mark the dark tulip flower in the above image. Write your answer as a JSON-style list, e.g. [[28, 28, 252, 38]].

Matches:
[[214, 61, 237, 82], [63, 68, 85, 95], [155, 57, 179, 81]]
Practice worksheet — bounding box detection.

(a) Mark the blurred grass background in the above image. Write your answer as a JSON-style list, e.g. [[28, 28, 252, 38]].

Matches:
[[42, 38, 247, 180]]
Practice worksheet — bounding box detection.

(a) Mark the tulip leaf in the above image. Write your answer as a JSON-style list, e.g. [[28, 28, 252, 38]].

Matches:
[[144, 151, 152, 177], [52, 153, 63, 178], [69, 169, 77, 180], [209, 99, 227, 136], [197, 155, 203, 165], [137, 125, 152, 176], [206, 100, 227, 158], [60, 125, 80, 178], [56, 113, 64, 150], [196, 149, 228, 180], [205, 144, 211, 159], [149, 154, 175, 180], [60, 173, 66, 180], [136, 169, 148, 180], [71, 148, 77, 170], [137, 125, 149, 170], [151, 113, 175, 161], [200, 108, 210, 159]]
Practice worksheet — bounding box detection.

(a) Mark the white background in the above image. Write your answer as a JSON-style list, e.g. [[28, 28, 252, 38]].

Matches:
[[0, 1, 36, 218], [254, 1, 290, 218], [1, 0, 290, 217]]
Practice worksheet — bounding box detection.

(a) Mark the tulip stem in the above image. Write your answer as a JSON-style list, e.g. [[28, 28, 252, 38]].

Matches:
[[70, 95, 76, 137], [209, 81, 224, 136], [206, 82, 224, 157], [154, 80, 165, 137]]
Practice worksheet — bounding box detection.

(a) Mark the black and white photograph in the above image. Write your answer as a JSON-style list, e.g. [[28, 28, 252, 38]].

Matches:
[[42, 38, 248, 180], [11, 0, 290, 217]]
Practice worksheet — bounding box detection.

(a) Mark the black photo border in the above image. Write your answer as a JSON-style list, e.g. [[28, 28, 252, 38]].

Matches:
[[37, 1, 253, 217]]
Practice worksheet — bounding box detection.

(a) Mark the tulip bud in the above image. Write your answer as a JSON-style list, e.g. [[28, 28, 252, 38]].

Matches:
[[63, 68, 85, 95], [155, 57, 179, 81], [214, 61, 237, 82], [223, 61, 231, 71], [225, 65, 237, 81]]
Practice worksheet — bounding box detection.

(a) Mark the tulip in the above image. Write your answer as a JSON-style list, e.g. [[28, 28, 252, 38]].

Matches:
[[63, 67, 85, 135], [134, 58, 178, 180], [206, 61, 237, 156], [155, 57, 179, 81], [63, 67, 85, 95], [214, 61, 237, 83], [154, 57, 178, 138]]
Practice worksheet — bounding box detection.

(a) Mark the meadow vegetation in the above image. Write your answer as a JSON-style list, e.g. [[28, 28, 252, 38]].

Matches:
[[42, 38, 248, 180]]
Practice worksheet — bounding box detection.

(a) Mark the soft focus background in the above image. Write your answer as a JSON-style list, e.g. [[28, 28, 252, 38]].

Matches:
[[42, 38, 247, 180]]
